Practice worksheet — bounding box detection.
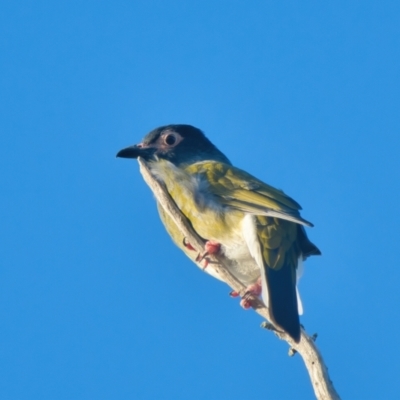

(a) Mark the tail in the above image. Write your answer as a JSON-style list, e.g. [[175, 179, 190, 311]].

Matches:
[[297, 225, 321, 258], [262, 262, 301, 342], [244, 215, 320, 342]]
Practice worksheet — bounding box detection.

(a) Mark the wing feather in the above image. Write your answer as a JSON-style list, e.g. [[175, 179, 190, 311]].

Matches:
[[185, 161, 312, 226]]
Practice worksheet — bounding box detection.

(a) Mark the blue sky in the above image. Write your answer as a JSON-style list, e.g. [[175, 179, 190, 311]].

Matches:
[[1, 1, 400, 399]]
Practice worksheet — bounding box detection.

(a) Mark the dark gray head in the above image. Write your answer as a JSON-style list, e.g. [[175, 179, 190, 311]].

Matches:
[[116, 124, 231, 167]]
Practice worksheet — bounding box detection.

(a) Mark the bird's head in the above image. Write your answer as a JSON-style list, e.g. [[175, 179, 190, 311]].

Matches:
[[116, 124, 230, 167]]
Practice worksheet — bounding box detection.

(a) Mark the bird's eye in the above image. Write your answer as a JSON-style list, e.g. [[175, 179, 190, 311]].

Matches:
[[164, 134, 177, 146]]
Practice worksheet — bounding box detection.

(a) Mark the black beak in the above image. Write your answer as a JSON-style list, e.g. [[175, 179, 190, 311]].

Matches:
[[116, 145, 153, 159]]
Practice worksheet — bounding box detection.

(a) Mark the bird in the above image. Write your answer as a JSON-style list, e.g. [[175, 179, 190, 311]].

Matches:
[[117, 124, 320, 342]]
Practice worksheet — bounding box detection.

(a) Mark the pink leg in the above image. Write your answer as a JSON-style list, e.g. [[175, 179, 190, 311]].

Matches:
[[182, 238, 209, 269], [235, 279, 262, 309], [196, 240, 221, 269], [204, 240, 221, 255], [183, 237, 196, 252]]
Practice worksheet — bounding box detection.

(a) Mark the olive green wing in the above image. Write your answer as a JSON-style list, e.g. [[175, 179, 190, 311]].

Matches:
[[185, 161, 321, 341], [185, 161, 313, 227]]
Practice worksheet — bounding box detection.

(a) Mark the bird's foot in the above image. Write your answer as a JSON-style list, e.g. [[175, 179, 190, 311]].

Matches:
[[239, 280, 262, 309], [204, 240, 221, 255], [183, 237, 196, 252], [195, 241, 221, 270]]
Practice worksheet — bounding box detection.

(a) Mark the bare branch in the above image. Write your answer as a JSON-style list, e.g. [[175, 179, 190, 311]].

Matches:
[[138, 158, 340, 400]]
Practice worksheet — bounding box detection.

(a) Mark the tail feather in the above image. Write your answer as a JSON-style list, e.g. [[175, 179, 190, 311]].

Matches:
[[263, 263, 301, 342], [297, 225, 321, 258]]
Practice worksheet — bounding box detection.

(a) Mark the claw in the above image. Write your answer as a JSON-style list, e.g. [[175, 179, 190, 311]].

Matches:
[[244, 281, 262, 297], [238, 280, 262, 310], [240, 298, 252, 309], [195, 252, 209, 270], [195, 252, 202, 262], [183, 237, 196, 252], [195, 240, 221, 270]]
